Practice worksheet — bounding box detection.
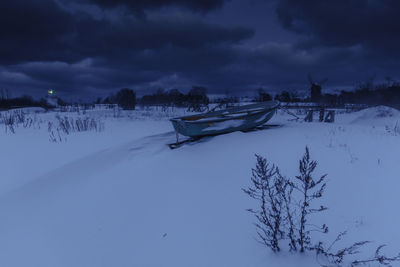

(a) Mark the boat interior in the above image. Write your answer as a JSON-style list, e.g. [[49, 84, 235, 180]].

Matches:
[[178, 101, 279, 122]]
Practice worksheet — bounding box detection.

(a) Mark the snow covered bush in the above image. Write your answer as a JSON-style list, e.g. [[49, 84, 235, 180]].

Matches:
[[313, 235, 400, 266], [295, 147, 328, 252], [2, 112, 16, 133], [385, 121, 400, 136], [55, 115, 104, 133], [48, 115, 104, 142], [242, 156, 287, 252], [0, 110, 40, 133], [244, 147, 327, 253], [245, 147, 400, 266]]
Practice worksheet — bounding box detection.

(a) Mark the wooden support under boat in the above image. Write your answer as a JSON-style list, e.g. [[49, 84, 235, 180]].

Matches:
[[168, 124, 282, 149]]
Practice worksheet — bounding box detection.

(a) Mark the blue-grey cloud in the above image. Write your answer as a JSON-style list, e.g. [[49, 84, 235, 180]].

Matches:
[[276, 0, 400, 56], [1, 0, 400, 99], [78, 0, 228, 13]]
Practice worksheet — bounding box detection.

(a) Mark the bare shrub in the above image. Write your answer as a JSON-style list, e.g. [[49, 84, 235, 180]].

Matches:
[[48, 122, 63, 143], [48, 115, 104, 142], [245, 147, 400, 266], [295, 147, 328, 252], [0, 110, 40, 133], [314, 233, 400, 266], [55, 115, 104, 134], [243, 156, 286, 252], [3, 113, 16, 134], [351, 245, 400, 266], [385, 121, 400, 136]]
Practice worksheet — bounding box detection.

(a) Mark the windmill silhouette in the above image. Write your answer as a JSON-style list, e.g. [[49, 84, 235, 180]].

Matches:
[[308, 74, 328, 103]]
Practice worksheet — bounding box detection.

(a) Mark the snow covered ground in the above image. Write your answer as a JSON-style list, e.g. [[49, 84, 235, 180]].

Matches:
[[0, 105, 399, 266]]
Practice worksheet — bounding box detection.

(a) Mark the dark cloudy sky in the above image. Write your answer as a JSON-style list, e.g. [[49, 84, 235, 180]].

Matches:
[[1, 0, 400, 100]]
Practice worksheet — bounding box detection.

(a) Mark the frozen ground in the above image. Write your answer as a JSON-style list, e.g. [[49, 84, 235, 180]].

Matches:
[[0, 106, 399, 266]]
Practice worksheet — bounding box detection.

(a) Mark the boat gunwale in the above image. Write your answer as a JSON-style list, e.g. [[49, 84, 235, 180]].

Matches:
[[172, 108, 274, 124]]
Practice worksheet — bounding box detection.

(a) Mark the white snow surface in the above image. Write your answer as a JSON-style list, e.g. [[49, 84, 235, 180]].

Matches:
[[348, 105, 400, 125], [0, 106, 399, 266]]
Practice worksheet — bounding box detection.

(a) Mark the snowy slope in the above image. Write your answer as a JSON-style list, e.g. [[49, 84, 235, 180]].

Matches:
[[0, 106, 399, 266]]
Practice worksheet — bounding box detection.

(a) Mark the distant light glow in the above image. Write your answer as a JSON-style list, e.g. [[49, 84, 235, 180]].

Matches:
[[48, 90, 54, 94]]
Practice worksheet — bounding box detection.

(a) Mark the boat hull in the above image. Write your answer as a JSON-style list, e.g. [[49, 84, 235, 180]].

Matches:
[[170, 101, 279, 137]]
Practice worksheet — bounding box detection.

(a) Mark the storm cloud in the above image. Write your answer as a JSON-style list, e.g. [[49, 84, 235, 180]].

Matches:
[[1, 0, 400, 99], [276, 0, 400, 52], [78, 0, 228, 13]]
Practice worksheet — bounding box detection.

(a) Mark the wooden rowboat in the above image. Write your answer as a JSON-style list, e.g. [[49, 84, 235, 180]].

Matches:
[[170, 101, 279, 139]]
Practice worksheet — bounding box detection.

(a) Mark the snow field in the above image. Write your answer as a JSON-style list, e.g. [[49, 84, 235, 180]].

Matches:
[[0, 106, 399, 266]]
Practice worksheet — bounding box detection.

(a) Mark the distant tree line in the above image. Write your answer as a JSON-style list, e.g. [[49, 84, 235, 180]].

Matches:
[[138, 86, 209, 111], [301, 80, 400, 108], [335, 82, 400, 107], [1, 86, 208, 111], [95, 86, 210, 111], [100, 88, 136, 110], [0, 92, 53, 110], [256, 88, 302, 103], [2, 79, 400, 111], [256, 79, 400, 108]]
